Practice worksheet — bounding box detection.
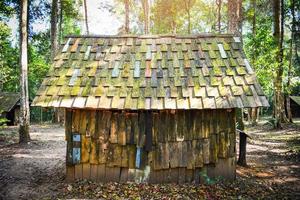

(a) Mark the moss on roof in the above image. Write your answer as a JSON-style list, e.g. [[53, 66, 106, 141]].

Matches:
[[32, 34, 269, 110], [0, 92, 20, 112]]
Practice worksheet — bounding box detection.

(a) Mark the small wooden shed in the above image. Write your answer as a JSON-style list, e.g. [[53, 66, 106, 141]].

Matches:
[[290, 96, 300, 118], [32, 34, 269, 183], [0, 92, 21, 126]]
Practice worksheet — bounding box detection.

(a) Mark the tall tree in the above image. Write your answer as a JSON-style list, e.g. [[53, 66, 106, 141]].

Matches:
[[125, 0, 130, 33], [286, 0, 296, 123], [216, 0, 222, 33], [183, 0, 193, 34], [227, 0, 247, 166], [19, 0, 31, 143], [227, 0, 242, 36], [141, 0, 150, 34], [273, 0, 286, 128], [50, 0, 59, 60], [249, 0, 259, 126], [83, 0, 89, 34]]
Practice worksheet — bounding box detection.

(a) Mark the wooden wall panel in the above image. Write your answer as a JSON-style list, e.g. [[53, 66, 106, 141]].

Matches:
[[67, 109, 236, 183]]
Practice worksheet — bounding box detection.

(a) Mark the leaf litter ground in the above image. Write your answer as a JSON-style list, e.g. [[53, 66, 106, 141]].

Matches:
[[0, 120, 299, 199]]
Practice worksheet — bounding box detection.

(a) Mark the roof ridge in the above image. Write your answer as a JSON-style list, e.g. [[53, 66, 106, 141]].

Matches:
[[65, 33, 235, 39]]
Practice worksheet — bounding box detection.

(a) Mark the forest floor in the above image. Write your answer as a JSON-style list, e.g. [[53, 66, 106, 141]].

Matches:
[[0, 119, 299, 200]]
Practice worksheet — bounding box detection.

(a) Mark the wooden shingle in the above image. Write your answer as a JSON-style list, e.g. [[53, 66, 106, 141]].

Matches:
[[33, 35, 268, 109]]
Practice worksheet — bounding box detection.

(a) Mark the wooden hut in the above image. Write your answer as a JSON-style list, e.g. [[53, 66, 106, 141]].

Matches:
[[290, 96, 300, 118], [32, 34, 269, 183], [0, 92, 21, 126]]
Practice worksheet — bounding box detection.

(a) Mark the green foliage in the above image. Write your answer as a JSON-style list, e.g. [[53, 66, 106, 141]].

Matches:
[[0, 22, 19, 91], [60, 0, 82, 38], [0, 110, 9, 128], [244, 17, 276, 98]]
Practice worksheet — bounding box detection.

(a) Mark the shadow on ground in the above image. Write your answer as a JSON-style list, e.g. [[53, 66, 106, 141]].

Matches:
[[0, 122, 299, 199]]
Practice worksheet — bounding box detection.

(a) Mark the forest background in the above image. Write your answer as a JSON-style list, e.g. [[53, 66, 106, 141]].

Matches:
[[0, 0, 299, 128]]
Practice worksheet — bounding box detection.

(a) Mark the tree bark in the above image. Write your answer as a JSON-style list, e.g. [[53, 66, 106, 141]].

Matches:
[[51, 0, 59, 60], [216, 0, 222, 33], [125, 0, 130, 34], [273, 0, 286, 128], [141, 0, 150, 34], [184, 0, 192, 34], [227, 0, 242, 36], [83, 0, 89, 34], [19, 0, 30, 143], [58, 0, 63, 44], [286, 0, 295, 123]]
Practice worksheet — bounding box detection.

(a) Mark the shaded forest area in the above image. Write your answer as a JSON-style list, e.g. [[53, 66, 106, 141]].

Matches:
[[0, 0, 300, 199], [0, 121, 299, 199], [1, 0, 300, 129]]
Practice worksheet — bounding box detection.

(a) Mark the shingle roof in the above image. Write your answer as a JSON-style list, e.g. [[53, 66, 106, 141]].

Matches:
[[32, 34, 269, 110], [0, 92, 20, 112]]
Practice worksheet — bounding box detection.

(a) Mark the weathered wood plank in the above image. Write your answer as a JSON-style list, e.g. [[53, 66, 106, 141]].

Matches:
[[98, 141, 108, 164], [97, 164, 106, 182], [186, 141, 195, 169], [121, 146, 129, 167], [185, 169, 194, 183], [169, 142, 179, 168], [105, 167, 120, 182], [65, 110, 73, 165], [145, 112, 153, 151], [138, 112, 146, 147], [66, 165, 75, 182], [89, 139, 98, 164], [125, 113, 132, 144], [110, 112, 118, 143], [178, 168, 186, 184], [128, 145, 136, 169], [209, 134, 218, 163], [168, 168, 179, 183], [118, 112, 127, 145], [193, 140, 203, 168], [79, 110, 87, 135], [82, 163, 91, 179], [120, 168, 128, 182], [90, 164, 98, 180], [87, 110, 96, 137], [218, 132, 227, 158], [72, 109, 81, 132], [81, 135, 91, 163], [203, 138, 210, 164], [75, 164, 83, 179], [152, 113, 159, 145]]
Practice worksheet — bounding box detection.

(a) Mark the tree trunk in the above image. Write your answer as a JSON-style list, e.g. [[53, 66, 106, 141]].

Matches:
[[58, 0, 63, 44], [125, 0, 129, 34], [216, 0, 222, 33], [273, 0, 286, 128], [141, 0, 150, 34], [188, 7, 191, 34], [252, 0, 256, 36], [251, 108, 258, 126], [227, 0, 242, 36], [83, 0, 89, 34], [184, 0, 192, 34], [286, 0, 295, 123], [51, 0, 59, 60], [19, 0, 30, 143]]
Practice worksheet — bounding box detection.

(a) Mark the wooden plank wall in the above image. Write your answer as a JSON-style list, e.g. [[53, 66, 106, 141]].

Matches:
[[65, 109, 236, 183]]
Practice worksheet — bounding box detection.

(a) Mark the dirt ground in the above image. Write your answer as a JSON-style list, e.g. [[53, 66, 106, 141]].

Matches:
[[0, 120, 299, 200]]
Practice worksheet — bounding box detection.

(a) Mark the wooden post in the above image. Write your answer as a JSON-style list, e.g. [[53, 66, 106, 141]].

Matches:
[[237, 129, 250, 166]]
